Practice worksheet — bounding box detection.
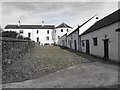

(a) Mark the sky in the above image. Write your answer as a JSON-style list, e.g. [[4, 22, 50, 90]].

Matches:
[[0, 0, 119, 28]]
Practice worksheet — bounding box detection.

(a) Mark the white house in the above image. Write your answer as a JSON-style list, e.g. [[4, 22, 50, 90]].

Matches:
[[4, 24, 55, 45], [53, 22, 72, 44], [80, 9, 120, 62]]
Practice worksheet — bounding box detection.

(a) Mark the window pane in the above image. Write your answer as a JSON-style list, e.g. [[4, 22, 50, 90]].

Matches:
[[93, 37, 97, 46], [28, 33, 31, 37], [61, 29, 63, 32], [47, 30, 49, 34], [37, 30, 39, 34]]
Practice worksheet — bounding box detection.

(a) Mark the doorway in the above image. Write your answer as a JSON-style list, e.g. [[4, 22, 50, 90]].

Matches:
[[86, 40, 90, 54], [104, 39, 109, 58], [37, 37, 39, 42], [74, 40, 77, 50]]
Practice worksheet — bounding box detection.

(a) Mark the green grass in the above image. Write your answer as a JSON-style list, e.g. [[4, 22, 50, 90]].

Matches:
[[2, 44, 91, 84]]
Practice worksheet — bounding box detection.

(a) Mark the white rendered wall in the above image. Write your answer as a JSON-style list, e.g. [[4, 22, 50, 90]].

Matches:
[[53, 27, 71, 44], [67, 30, 79, 50], [4, 28, 54, 45], [58, 34, 67, 47]]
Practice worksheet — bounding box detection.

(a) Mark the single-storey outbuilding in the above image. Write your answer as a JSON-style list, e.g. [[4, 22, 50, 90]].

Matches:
[[80, 9, 120, 62]]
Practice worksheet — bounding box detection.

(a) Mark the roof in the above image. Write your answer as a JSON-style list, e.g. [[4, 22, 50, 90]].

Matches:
[[4, 25, 55, 29], [81, 9, 120, 36], [67, 15, 98, 36], [56, 22, 72, 29]]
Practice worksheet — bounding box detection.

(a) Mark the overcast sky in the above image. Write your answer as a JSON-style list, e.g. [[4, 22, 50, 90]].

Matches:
[[1, 0, 119, 28]]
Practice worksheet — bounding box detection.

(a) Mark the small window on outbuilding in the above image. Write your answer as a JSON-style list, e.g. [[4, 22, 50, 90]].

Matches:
[[93, 37, 98, 46], [82, 40, 84, 47]]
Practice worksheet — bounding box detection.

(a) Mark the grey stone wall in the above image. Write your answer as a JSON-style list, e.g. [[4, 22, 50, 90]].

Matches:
[[1, 37, 35, 69]]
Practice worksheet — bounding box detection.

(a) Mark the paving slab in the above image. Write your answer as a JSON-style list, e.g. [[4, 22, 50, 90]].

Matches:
[[2, 62, 118, 88]]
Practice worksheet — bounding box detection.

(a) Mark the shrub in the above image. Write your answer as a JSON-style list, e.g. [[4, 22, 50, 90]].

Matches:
[[2, 31, 18, 38]]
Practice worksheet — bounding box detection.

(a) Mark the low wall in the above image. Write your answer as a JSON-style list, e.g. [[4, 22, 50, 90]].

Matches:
[[1, 37, 35, 69]]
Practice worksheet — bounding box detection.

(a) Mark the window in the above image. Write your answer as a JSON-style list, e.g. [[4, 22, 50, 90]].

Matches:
[[93, 37, 98, 46], [58, 36, 60, 39], [61, 29, 63, 32], [19, 30, 23, 33], [47, 30, 49, 34], [67, 29, 69, 32], [37, 37, 39, 42], [55, 30, 56, 33], [37, 30, 39, 34], [46, 37, 49, 40], [28, 32, 31, 37], [82, 40, 84, 47]]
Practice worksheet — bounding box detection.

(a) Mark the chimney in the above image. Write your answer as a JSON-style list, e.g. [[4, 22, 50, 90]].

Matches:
[[18, 20, 21, 27], [42, 20, 44, 27]]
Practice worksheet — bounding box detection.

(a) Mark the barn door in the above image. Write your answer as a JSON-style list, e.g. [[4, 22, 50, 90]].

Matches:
[[104, 39, 109, 58], [74, 40, 77, 50], [86, 40, 90, 54]]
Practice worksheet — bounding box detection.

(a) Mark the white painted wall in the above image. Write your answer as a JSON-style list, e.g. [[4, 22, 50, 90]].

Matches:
[[4, 28, 54, 45], [81, 22, 119, 61], [53, 27, 71, 44], [58, 34, 67, 47], [67, 30, 79, 50]]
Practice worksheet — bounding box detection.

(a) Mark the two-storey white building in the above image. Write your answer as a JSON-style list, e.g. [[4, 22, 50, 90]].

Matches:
[[4, 24, 55, 45]]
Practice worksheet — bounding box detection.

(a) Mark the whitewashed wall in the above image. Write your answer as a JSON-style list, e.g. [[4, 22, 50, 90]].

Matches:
[[53, 27, 71, 44], [4, 28, 54, 45], [58, 34, 67, 47], [81, 22, 119, 61], [67, 30, 79, 50]]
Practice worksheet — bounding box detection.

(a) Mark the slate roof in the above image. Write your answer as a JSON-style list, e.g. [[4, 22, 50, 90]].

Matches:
[[81, 9, 120, 36], [56, 22, 72, 29], [4, 25, 55, 29]]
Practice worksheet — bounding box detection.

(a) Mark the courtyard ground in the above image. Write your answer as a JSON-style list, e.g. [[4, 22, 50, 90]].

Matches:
[[2, 44, 119, 88], [2, 44, 91, 84]]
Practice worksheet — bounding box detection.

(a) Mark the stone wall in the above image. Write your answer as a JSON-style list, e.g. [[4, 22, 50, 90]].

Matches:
[[1, 37, 35, 69]]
